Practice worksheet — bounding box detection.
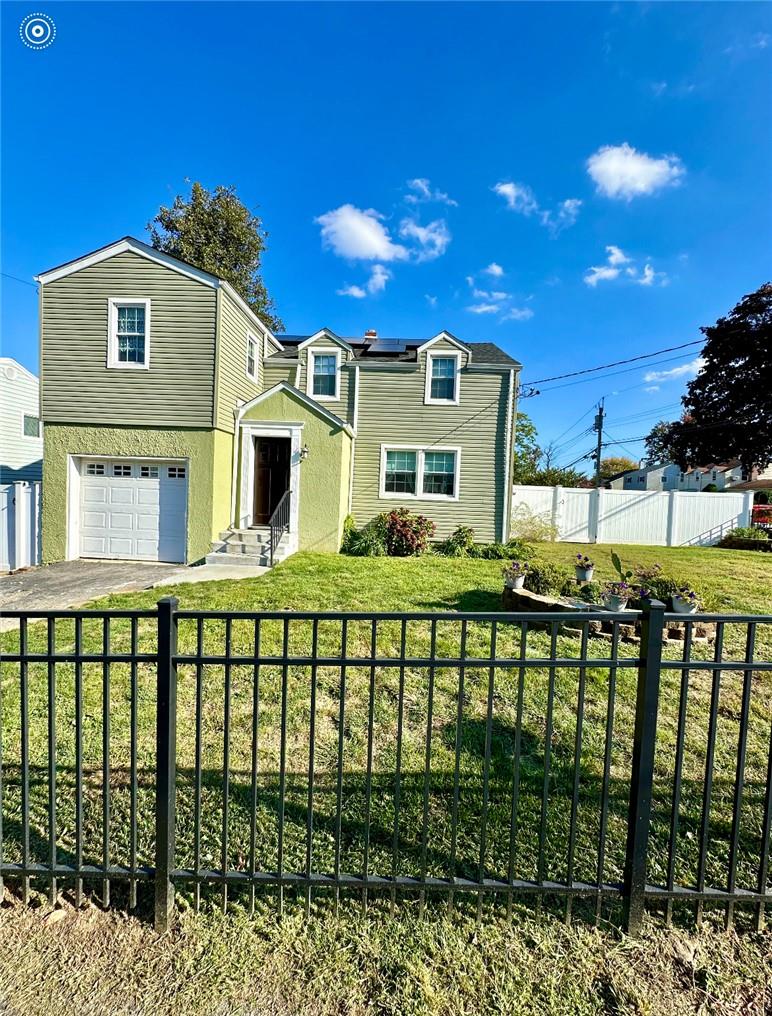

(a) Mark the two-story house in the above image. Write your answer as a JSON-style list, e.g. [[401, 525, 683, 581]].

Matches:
[[1, 357, 43, 483], [35, 237, 520, 565]]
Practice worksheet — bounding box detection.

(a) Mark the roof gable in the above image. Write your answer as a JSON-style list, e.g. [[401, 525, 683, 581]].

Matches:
[[237, 381, 354, 435]]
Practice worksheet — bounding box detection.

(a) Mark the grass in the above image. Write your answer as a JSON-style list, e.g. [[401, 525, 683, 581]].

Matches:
[[1, 543, 771, 1014]]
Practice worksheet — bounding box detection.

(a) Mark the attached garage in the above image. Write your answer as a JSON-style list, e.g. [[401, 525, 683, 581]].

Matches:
[[77, 458, 188, 562]]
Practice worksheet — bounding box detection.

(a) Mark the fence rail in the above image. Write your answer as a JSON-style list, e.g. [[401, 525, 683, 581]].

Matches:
[[0, 600, 769, 934]]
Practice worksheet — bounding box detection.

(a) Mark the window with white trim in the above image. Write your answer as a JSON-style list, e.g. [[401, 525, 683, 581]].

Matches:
[[384, 450, 417, 494], [381, 446, 460, 501], [108, 298, 150, 369], [85, 463, 105, 476], [425, 353, 460, 404], [246, 333, 258, 381], [23, 414, 41, 438], [310, 350, 339, 399]]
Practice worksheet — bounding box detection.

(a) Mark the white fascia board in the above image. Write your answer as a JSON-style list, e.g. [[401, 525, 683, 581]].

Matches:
[[416, 331, 471, 360], [35, 237, 219, 287], [236, 381, 354, 436], [0, 357, 38, 383], [296, 329, 353, 353], [218, 280, 280, 346]]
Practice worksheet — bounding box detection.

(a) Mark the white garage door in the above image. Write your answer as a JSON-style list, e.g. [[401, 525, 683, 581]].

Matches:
[[79, 459, 187, 562]]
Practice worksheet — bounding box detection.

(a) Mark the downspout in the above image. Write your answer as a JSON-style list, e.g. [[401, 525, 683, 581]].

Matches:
[[348, 363, 360, 514], [501, 368, 516, 542]]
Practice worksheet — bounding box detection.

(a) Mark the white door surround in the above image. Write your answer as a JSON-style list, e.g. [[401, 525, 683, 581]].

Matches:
[[235, 421, 303, 552]]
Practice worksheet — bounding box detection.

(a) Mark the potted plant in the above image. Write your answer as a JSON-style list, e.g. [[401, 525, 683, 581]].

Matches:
[[602, 580, 631, 611], [502, 561, 529, 589], [575, 553, 594, 582], [672, 586, 701, 614]]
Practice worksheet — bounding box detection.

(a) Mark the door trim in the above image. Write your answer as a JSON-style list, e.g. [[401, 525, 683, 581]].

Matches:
[[236, 422, 303, 553]]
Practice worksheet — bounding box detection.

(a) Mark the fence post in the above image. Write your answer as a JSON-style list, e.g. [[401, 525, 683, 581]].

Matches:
[[155, 596, 178, 932], [622, 599, 666, 934]]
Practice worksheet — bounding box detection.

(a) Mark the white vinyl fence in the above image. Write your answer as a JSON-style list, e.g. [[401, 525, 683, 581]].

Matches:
[[0, 482, 41, 571], [511, 484, 754, 547]]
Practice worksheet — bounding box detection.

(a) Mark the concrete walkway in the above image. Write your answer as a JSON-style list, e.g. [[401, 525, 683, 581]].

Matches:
[[0, 559, 267, 626]]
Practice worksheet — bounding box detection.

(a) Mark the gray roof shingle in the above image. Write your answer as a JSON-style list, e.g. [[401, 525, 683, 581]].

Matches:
[[270, 335, 521, 367]]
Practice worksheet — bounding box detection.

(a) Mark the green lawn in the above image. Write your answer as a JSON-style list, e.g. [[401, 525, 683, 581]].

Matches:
[[1, 544, 771, 1015]]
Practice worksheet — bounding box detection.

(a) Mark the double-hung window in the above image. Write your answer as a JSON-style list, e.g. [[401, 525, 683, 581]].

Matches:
[[382, 446, 460, 501], [246, 333, 258, 381], [309, 350, 340, 400], [425, 353, 460, 405], [108, 298, 150, 369]]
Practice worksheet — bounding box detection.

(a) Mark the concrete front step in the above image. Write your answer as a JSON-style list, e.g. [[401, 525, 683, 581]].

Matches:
[[206, 529, 291, 567], [205, 551, 270, 567], [218, 528, 270, 545], [211, 540, 269, 556]]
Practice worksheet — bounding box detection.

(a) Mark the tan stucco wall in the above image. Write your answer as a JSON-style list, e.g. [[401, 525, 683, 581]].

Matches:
[[42, 423, 217, 564], [241, 388, 352, 552]]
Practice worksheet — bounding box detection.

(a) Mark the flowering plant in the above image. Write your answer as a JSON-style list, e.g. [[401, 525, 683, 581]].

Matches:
[[673, 586, 701, 608], [502, 560, 529, 580], [604, 580, 632, 597], [575, 554, 594, 568]]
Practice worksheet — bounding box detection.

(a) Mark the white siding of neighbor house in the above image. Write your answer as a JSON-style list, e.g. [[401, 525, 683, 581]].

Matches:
[[1, 359, 43, 482]]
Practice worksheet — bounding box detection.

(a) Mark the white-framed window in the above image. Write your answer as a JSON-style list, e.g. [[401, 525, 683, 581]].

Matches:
[[424, 352, 460, 405], [22, 414, 41, 438], [380, 445, 461, 501], [140, 465, 159, 479], [85, 462, 105, 476], [308, 348, 341, 401], [168, 465, 186, 479], [246, 332, 259, 381], [113, 464, 132, 477], [107, 298, 151, 369]]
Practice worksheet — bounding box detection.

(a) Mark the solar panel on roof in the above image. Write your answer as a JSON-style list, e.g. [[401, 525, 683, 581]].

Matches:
[[369, 339, 406, 352]]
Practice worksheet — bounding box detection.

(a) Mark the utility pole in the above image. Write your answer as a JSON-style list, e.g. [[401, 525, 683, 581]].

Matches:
[[593, 400, 605, 487]]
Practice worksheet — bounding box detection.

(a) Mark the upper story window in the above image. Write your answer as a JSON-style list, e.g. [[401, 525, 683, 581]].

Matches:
[[246, 333, 259, 381], [23, 414, 41, 438], [425, 353, 460, 405], [108, 298, 150, 369], [309, 349, 340, 401]]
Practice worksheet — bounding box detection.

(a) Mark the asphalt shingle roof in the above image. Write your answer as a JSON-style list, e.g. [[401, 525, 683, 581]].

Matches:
[[270, 335, 521, 367]]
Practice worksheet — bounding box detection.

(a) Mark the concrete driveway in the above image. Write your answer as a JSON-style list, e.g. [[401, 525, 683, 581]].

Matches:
[[0, 559, 267, 625]]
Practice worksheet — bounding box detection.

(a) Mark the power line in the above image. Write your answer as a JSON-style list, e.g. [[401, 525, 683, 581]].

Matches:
[[531, 351, 702, 394], [1, 272, 37, 289], [521, 340, 702, 386]]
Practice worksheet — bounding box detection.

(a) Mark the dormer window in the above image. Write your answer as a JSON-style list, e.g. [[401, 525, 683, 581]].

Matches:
[[108, 298, 150, 369], [308, 349, 340, 401], [425, 353, 460, 405]]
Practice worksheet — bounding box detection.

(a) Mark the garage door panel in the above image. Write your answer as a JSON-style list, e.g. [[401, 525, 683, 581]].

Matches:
[[79, 459, 187, 563]]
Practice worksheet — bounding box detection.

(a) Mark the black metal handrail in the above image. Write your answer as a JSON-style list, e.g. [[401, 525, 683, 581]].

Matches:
[[268, 488, 291, 566]]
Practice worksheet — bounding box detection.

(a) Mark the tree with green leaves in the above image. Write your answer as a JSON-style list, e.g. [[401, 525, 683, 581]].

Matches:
[[643, 420, 675, 465], [512, 411, 541, 483], [148, 181, 283, 332], [666, 283, 772, 476], [599, 456, 639, 480]]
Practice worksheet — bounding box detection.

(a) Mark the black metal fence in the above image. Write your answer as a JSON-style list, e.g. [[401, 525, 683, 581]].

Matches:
[[0, 599, 769, 934]]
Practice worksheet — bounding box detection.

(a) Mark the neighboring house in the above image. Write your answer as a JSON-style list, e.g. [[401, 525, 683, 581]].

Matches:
[[606, 459, 771, 493], [0, 357, 43, 483], [35, 237, 521, 566]]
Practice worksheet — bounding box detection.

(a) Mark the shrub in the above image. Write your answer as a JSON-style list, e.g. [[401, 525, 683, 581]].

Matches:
[[384, 508, 435, 557], [576, 580, 603, 604], [754, 489, 772, 505], [435, 525, 476, 557], [468, 538, 536, 560], [523, 561, 573, 596], [718, 526, 768, 544], [703, 483, 719, 492], [341, 514, 388, 556], [510, 505, 558, 543]]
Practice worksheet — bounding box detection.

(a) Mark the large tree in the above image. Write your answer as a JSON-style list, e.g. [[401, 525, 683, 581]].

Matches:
[[666, 283, 772, 476], [599, 455, 639, 479], [512, 411, 588, 486], [643, 421, 674, 465], [148, 182, 283, 332]]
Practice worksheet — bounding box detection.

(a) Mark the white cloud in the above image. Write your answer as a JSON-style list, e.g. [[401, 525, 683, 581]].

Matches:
[[425, 294, 438, 308], [587, 143, 685, 200], [337, 263, 391, 299], [492, 181, 539, 214], [501, 307, 534, 321], [643, 357, 705, 383], [399, 217, 451, 261], [651, 81, 668, 97], [467, 303, 501, 314], [584, 265, 620, 287], [606, 245, 631, 265], [316, 204, 408, 261], [637, 264, 656, 286], [493, 181, 581, 234], [644, 385, 661, 393], [484, 262, 504, 277], [405, 178, 458, 207]]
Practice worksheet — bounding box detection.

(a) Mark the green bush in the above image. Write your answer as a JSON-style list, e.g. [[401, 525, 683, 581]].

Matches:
[[754, 489, 772, 505], [575, 581, 603, 604], [340, 514, 388, 556], [523, 561, 573, 596], [435, 525, 476, 557], [718, 526, 768, 543], [468, 538, 536, 560]]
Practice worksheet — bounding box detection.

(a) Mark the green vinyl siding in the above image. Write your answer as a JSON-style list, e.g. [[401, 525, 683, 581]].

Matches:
[[263, 359, 298, 389], [296, 340, 354, 425], [214, 287, 266, 432], [40, 251, 217, 428], [351, 363, 513, 543]]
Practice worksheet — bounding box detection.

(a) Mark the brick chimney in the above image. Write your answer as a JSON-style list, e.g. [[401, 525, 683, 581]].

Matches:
[[364, 329, 377, 339]]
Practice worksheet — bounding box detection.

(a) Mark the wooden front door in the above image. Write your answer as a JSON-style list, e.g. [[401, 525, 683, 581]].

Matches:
[[253, 437, 291, 525]]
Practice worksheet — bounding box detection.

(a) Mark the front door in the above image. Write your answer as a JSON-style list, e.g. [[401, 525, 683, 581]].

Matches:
[[253, 437, 291, 525]]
